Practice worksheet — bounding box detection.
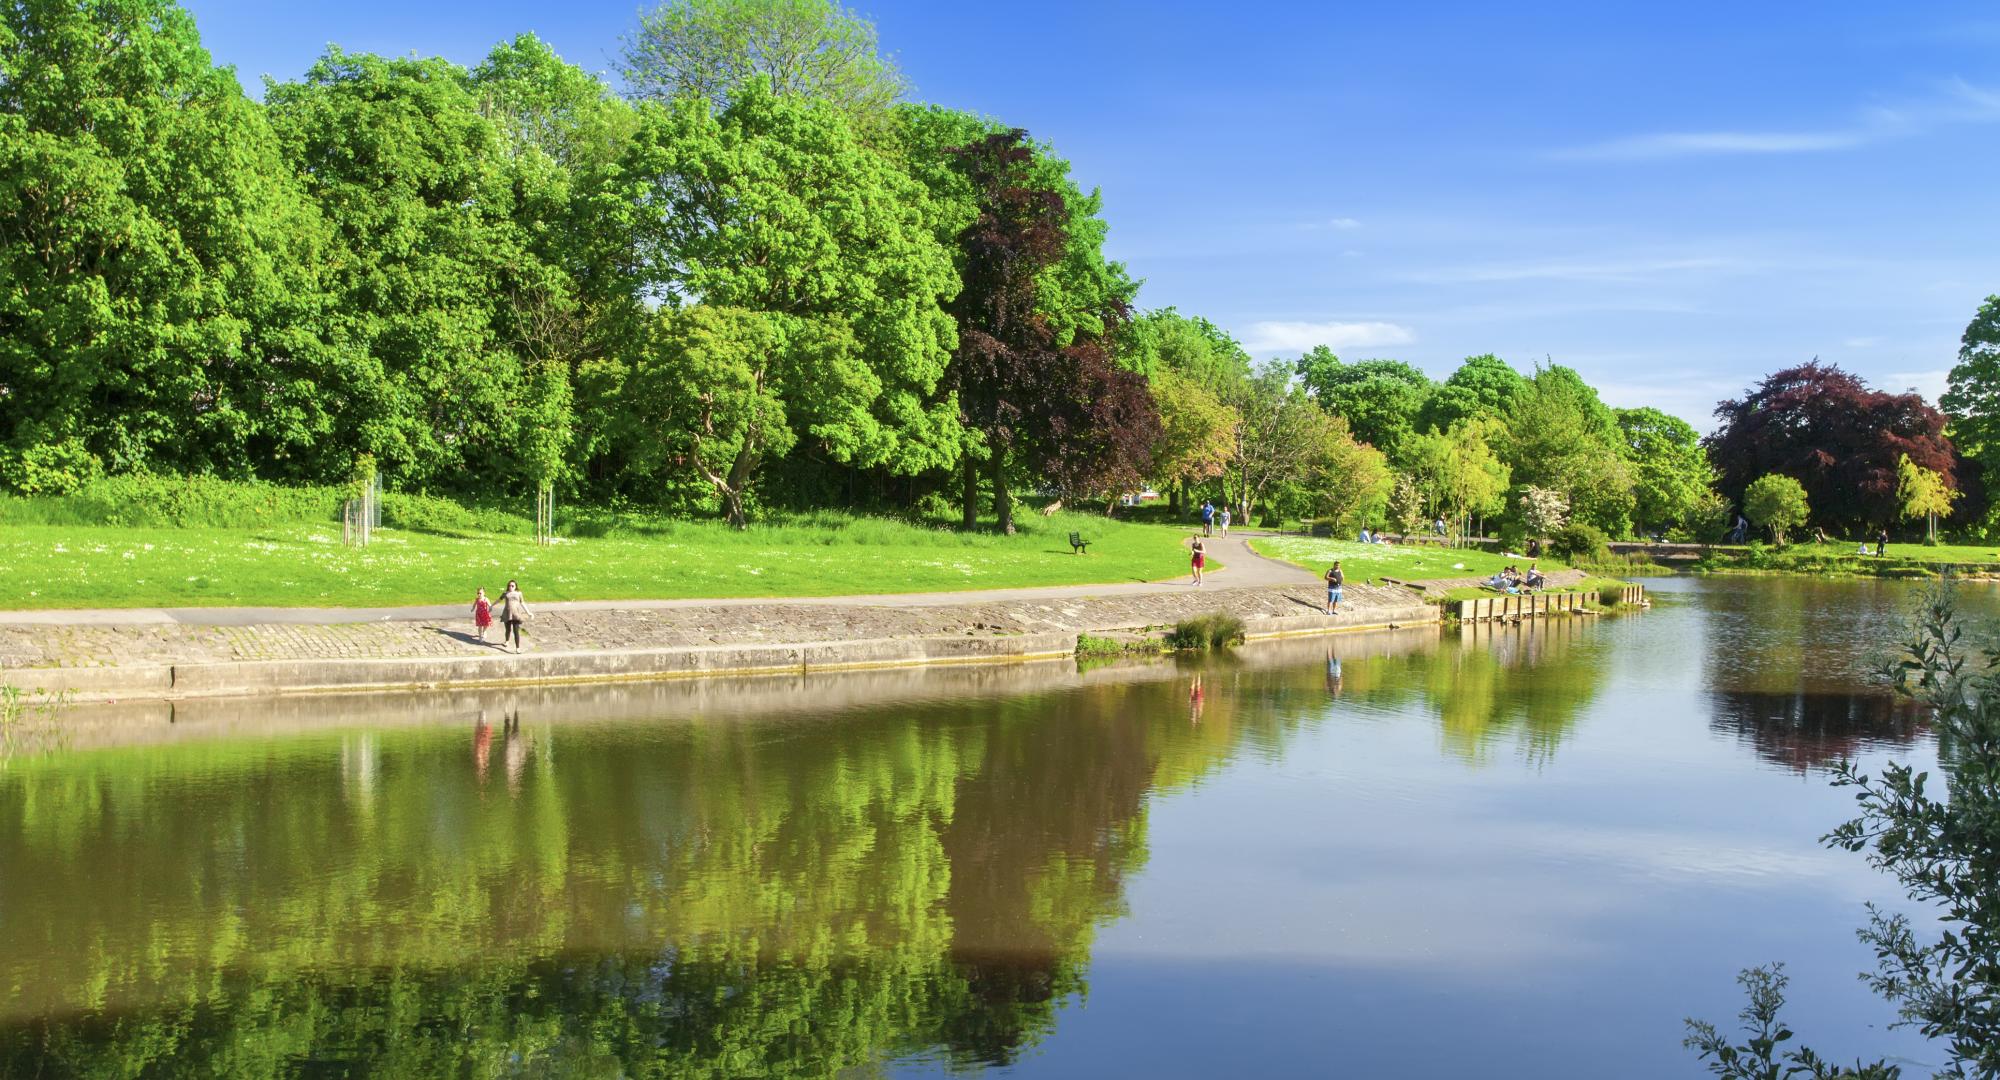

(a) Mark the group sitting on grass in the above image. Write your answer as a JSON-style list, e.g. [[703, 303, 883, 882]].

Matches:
[[1485, 563, 1547, 594]]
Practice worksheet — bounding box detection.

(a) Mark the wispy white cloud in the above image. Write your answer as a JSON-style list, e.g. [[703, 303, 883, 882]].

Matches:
[[1399, 255, 1739, 285], [1243, 320, 1414, 353], [1554, 79, 2000, 161], [1299, 216, 1363, 231], [1556, 130, 1868, 161]]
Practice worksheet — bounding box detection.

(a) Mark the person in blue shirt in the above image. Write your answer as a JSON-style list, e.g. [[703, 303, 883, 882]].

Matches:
[[1199, 500, 1215, 536]]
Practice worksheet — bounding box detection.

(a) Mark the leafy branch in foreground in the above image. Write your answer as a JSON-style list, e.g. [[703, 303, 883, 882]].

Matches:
[[1688, 580, 2000, 1079]]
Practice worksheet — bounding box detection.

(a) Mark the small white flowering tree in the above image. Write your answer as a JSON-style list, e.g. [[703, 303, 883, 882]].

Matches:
[[1518, 485, 1569, 544]]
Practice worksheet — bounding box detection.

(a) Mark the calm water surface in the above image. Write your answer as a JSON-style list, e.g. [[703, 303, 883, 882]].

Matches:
[[0, 577, 1983, 1077]]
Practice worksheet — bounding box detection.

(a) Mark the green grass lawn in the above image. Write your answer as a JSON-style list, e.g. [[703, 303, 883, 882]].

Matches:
[[1433, 577, 1631, 604], [1248, 535, 1571, 584], [1780, 539, 2000, 564], [0, 512, 1193, 609]]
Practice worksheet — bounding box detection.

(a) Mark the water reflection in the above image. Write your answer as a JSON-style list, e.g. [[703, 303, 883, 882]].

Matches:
[[0, 585, 1959, 1076], [1687, 576, 1963, 770]]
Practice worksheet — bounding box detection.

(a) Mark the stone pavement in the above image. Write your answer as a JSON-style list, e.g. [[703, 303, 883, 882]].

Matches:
[[0, 578, 1424, 671]]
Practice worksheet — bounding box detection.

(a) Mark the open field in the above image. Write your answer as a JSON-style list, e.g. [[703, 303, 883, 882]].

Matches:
[[1247, 535, 1570, 584], [0, 512, 1192, 610]]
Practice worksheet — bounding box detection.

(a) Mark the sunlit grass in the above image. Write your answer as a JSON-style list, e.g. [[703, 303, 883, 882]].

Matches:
[[0, 512, 1191, 609], [1248, 536, 1571, 584]]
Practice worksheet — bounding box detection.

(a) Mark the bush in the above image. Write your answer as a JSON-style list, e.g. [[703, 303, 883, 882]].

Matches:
[[1550, 522, 1610, 563], [1167, 612, 1245, 650], [0, 474, 343, 528], [379, 492, 532, 536]]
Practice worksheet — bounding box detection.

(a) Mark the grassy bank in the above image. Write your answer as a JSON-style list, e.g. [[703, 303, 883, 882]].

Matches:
[[1246, 535, 1572, 583], [1697, 539, 2000, 579], [0, 479, 1193, 609], [1433, 577, 1633, 605]]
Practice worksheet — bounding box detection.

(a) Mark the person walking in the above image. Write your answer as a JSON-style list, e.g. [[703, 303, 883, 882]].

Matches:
[[1190, 535, 1207, 585], [471, 587, 493, 643], [498, 578, 532, 653], [1324, 560, 1344, 615], [1200, 500, 1215, 537], [1218, 506, 1232, 537]]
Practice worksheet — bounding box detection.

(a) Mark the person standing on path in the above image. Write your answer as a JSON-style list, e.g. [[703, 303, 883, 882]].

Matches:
[[1190, 536, 1207, 585], [1200, 500, 1215, 537], [1324, 560, 1344, 615], [1218, 506, 1232, 537], [472, 587, 493, 642], [1877, 528, 1889, 558], [499, 579, 532, 653]]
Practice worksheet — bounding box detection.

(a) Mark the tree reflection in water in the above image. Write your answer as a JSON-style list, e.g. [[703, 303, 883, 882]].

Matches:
[[0, 671, 1306, 1077]]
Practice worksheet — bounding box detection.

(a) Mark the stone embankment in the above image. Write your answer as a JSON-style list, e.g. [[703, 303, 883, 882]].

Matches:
[[0, 580, 1437, 703]]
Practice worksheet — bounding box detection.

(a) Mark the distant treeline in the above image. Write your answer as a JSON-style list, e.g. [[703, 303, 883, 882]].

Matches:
[[2, 0, 1994, 540]]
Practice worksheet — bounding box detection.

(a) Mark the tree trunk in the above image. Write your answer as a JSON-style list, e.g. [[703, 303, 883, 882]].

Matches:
[[990, 448, 1014, 535], [961, 453, 979, 531]]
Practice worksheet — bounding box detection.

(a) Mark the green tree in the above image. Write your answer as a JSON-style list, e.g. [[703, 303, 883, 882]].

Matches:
[[1294, 348, 1432, 459], [1896, 453, 1959, 544], [0, 0, 339, 491], [1420, 353, 1528, 433], [1504, 365, 1635, 536], [1124, 308, 1253, 394], [1942, 295, 2000, 480], [1230, 363, 1332, 522], [622, 307, 797, 527], [628, 81, 961, 483], [266, 48, 557, 492], [621, 0, 905, 121], [1744, 473, 1809, 546], [1617, 406, 1716, 535], [1402, 419, 1510, 541], [1148, 369, 1239, 501]]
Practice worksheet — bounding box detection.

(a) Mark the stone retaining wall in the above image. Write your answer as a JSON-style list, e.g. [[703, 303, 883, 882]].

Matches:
[[1, 583, 1439, 702]]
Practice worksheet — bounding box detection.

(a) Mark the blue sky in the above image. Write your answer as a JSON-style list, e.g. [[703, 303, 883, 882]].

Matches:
[[184, 0, 2000, 427]]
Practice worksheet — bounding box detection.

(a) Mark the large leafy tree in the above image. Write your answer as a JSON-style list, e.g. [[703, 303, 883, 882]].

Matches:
[[1148, 370, 1238, 503], [1402, 419, 1510, 538], [1230, 362, 1331, 522], [1420, 353, 1528, 433], [627, 81, 961, 493], [1124, 308, 1252, 393], [1707, 363, 1961, 532], [620, 305, 792, 527], [1294, 349, 1432, 459], [0, 0, 338, 491], [266, 48, 559, 491], [1616, 406, 1715, 535], [1505, 364, 1635, 536], [621, 0, 904, 121], [1943, 295, 2000, 517]]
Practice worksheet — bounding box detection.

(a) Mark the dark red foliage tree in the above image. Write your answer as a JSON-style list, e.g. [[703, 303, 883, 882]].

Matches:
[[1705, 363, 1969, 532], [946, 131, 1157, 532]]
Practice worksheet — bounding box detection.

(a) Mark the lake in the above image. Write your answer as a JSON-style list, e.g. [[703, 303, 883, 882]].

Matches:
[[0, 576, 1972, 1077]]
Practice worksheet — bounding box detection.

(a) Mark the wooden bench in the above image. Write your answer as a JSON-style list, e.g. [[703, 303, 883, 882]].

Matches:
[[1068, 531, 1090, 554]]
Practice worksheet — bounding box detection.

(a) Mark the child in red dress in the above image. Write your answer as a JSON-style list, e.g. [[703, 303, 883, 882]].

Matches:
[[472, 588, 493, 642]]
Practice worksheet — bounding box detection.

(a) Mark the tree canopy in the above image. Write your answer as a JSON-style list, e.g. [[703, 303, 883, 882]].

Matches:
[[1708, 363, 1961, 532]]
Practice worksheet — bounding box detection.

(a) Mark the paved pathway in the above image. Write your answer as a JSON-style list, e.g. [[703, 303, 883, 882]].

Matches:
[[0, 532, 1318, 627]]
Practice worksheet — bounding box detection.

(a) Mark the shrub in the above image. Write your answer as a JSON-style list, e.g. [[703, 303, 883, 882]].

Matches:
[[0, 474, 343, 528], [1167, 612, 1245, 650], [1550, 522, 1610, 563]]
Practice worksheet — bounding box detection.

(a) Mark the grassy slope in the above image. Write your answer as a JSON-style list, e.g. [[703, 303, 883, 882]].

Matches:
[[0, 513, 1192, 609], [1247, 535, 1572, 584], [1774, 539, 2000, 564]]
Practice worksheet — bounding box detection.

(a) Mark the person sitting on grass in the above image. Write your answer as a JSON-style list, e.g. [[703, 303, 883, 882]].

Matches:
[[1525, 562, 1546, 589]]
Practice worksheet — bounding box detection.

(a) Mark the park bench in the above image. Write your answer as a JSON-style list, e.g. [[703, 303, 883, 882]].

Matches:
[[1068, 531, 1091, 554]]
